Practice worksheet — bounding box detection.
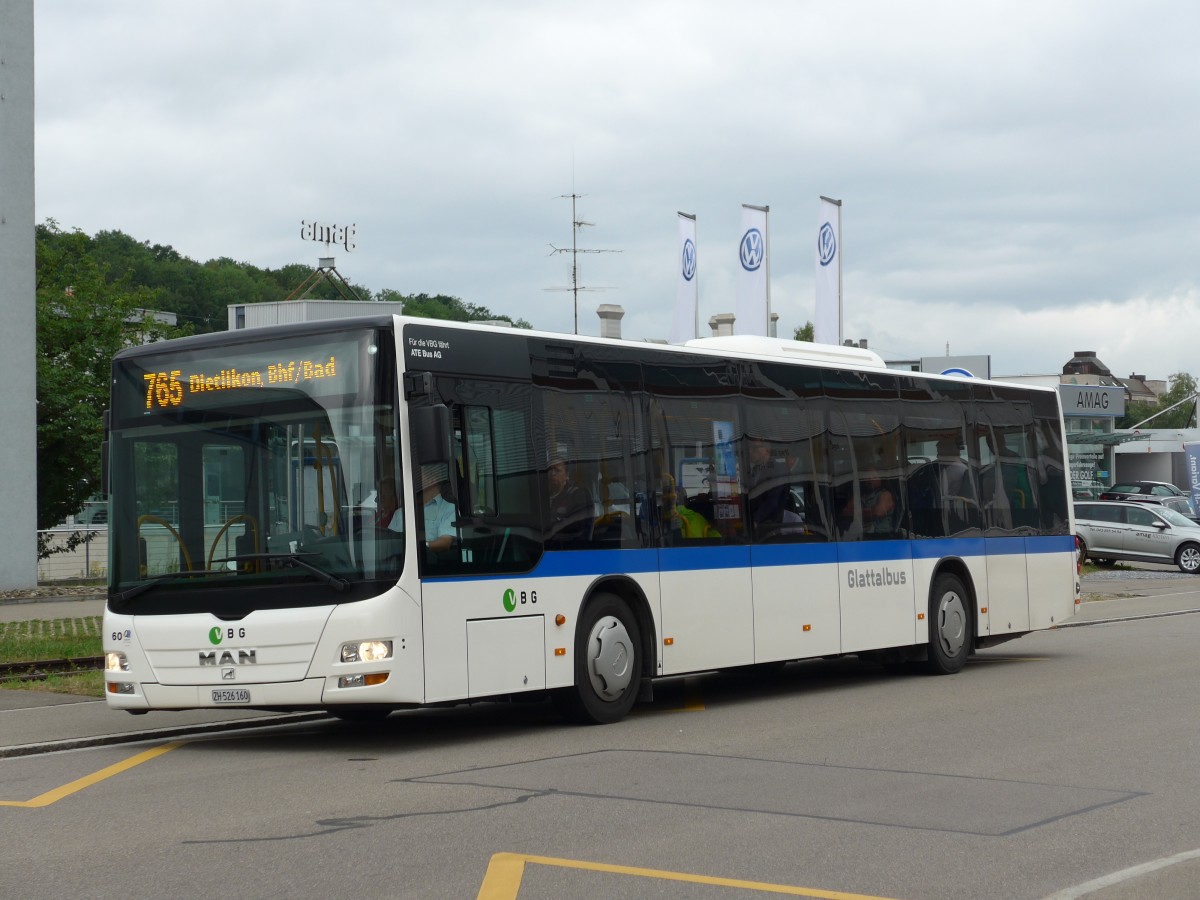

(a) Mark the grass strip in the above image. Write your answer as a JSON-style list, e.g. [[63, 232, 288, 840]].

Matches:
[[0, 617, 104, 664]]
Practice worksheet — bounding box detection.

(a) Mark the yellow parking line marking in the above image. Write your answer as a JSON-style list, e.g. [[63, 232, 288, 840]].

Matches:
[[477, 852, 899, 899], [0, 741, 184, 809]]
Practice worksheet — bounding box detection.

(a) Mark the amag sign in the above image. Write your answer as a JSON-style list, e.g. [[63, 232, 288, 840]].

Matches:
[[1059, 385, 1125, 418]]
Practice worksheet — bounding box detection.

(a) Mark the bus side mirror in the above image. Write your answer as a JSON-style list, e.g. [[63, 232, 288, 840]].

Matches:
[[412, 404, 451, 465]]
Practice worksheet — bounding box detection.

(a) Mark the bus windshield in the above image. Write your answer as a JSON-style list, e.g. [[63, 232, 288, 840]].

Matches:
[[107, 324, 402, 616]]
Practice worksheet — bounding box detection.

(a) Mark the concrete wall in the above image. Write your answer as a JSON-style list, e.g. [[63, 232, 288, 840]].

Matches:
[[0, 1, 38, 588]]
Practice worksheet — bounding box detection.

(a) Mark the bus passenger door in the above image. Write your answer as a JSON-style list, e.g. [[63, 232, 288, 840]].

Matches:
[[655, 457, 754, 676], [645, 368, 755, 676]]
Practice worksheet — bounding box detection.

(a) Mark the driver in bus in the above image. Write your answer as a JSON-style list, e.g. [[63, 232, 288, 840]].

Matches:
[[418, 464, 457, 553], [374, 477, 402, 532]]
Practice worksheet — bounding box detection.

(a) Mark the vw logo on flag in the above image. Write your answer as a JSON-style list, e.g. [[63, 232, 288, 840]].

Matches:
[[818, 222, 837, 267], [739, 228, 764, 271], [682, 238, 697, 282]]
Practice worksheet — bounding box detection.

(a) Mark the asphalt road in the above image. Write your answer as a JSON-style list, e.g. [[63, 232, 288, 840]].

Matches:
[[3, 568, 1200, 899]]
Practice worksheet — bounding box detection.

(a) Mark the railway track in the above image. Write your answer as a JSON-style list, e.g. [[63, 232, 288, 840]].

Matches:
[[0, 656, 104, 681]]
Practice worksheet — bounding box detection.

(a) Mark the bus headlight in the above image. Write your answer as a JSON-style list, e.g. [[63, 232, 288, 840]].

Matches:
[[340, 640, 393, 663], [106, 652, 130, 672]]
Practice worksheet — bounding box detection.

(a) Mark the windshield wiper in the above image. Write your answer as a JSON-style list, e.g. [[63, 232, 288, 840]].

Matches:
[[221, 552, 350, 592], [113, 568, 234, 603]]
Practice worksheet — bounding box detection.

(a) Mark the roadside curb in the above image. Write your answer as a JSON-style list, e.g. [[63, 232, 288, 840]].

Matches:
[[1058, 606, 1200, 628], [0, 711, 330, 759]]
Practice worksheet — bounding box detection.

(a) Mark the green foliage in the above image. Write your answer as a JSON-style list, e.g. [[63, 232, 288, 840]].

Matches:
[[36, 222, 190, 538], [1119, 372, 1198, 429], [794, 321, 815, 342], [399, 292, 531, 328]]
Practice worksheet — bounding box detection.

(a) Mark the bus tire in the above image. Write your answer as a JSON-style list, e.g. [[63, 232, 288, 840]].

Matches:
[[926, 572, 970, 675], [557, 592, 642, 725]]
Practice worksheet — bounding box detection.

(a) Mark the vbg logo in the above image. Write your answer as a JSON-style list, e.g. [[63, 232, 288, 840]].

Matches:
[[739, 228, 764, 271], [502, 588, 537, 612], [818, 222, 837, 267], [681, 238, 696, 281]]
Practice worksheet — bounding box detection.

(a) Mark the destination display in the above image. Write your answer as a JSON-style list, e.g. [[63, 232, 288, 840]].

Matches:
[[115, 336, 362, 419]]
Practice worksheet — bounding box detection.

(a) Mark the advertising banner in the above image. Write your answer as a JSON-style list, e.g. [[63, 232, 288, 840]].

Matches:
[[1184, 442, 1200, 514], [669, 213, 698, 344], [815, 196, 841, 345], [734, 204, 769, 336]]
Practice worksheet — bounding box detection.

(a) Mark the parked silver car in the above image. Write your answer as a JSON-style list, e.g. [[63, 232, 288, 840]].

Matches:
[[1075, 500, 1200, 573]]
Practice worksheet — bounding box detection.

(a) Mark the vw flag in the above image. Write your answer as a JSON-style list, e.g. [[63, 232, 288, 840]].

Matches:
[[734, 204, 769, 336], [669, 213, 698, 344], [815, 196, 842, 345]]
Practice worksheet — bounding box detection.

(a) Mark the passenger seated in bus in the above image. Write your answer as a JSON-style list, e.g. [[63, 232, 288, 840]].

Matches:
[[860, 474, 898, 536], [662, 476, 719, 540], [746, 438, 788, 526], [546, 452, 593, 545], [419, 463, 457, 553]]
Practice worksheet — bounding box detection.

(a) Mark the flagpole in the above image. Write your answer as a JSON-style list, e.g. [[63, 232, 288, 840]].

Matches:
[[764, 205, 771, 334]]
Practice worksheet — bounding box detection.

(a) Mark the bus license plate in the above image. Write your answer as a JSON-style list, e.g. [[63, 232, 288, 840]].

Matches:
[[211, 688, 251, 704]]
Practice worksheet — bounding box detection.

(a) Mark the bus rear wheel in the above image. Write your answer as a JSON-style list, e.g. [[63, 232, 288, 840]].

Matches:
[[926, 572, 970, 675], [556, 593, 642, 725]]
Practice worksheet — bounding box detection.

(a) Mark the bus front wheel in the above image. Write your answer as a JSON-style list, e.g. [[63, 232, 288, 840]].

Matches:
[[557, 593, 642, 725], [927, 572, 970, 675]]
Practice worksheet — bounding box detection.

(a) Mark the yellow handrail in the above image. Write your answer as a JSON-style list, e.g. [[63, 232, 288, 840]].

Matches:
[[208, 514, 261, 571], [137, 515, 194, 575]]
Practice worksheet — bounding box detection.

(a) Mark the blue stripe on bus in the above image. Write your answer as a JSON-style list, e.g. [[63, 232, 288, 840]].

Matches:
[[430, 534, 1075, 582]]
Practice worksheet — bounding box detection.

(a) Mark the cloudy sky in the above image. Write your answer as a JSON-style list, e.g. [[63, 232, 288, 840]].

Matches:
[[33, 0, 1200, 378]]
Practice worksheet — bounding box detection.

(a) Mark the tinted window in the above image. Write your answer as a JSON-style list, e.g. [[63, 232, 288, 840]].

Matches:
[[1077, 504, 1122, 523], [1125, 506, 1160, 528]]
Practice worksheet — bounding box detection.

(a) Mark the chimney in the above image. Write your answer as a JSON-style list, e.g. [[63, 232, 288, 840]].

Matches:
[[597, 304, 624, 340], [708, 312, 735, 337]]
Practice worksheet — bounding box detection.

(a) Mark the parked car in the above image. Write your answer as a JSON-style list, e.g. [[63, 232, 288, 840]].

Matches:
[[1097, 482, 1197, 520], [1075, 500, 1200, 573], [1099, 481, 1187, 499], [1134, 494, 1199, 521]]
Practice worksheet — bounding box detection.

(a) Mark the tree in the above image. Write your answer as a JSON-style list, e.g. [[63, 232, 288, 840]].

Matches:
[[1119, 372, 1198, 429], [398, 292, 531, 328], [35, 222, 187, 555], [794, 321, 814, 341]]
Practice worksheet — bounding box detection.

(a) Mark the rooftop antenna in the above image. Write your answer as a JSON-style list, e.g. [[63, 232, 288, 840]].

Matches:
[[547, 193, 620, 334]]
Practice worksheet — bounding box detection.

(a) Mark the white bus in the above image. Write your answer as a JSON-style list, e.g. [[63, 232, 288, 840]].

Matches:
[[103, 317, 1078, 723]]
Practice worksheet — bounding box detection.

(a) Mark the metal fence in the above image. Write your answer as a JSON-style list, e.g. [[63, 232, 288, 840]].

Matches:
[[37, 527, 108, 582]]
